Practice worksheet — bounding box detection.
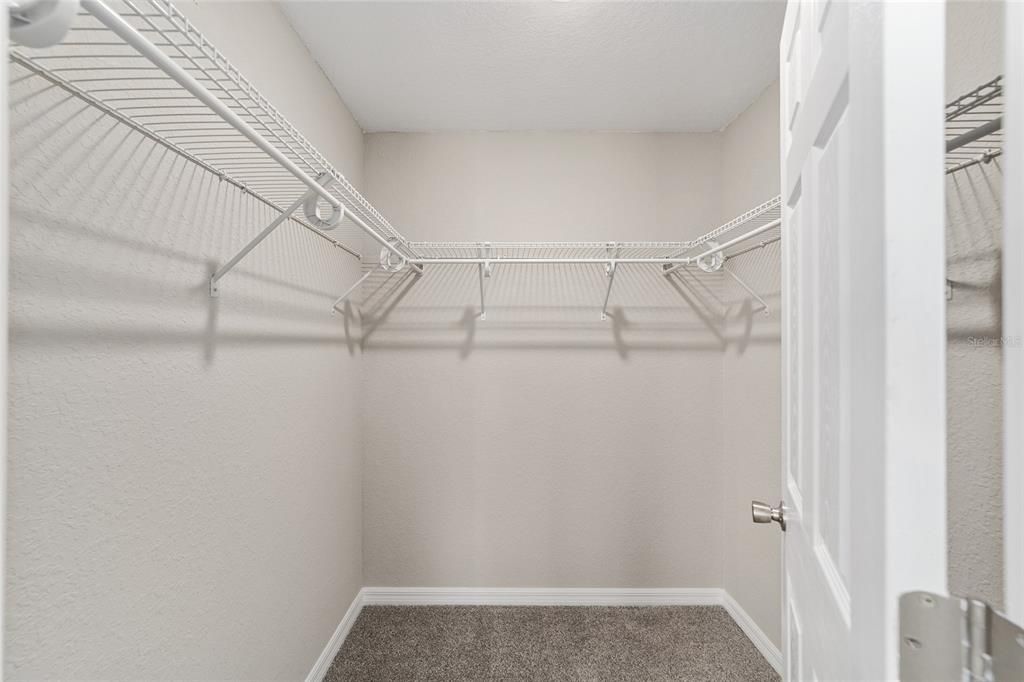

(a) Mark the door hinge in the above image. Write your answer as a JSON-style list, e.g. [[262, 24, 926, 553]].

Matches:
[[900, 591, 1024, 681]]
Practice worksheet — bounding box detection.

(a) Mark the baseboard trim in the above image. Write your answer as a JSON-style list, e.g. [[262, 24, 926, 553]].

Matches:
[[315, 587, 782, 678], [306, 589, 364, 682], [361, 586, 724, 606], [720, 591, 783, 675]]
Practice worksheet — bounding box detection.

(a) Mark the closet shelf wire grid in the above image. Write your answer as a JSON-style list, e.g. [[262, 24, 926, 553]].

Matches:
[[407, 196, 782, 261], [10, 0, 413, 259], [9, 0, 782, 318], [946, 75, 1003, 175]]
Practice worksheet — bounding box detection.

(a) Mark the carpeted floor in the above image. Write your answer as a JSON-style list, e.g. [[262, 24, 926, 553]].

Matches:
[[324, 605, 780, 681]]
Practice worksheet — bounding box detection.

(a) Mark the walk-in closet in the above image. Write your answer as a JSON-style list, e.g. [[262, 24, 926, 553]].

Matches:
[[4, 0, 1021, 680]]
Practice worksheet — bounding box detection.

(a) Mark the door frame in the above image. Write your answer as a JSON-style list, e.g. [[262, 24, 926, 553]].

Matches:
[[1, 5, 9, 673], [851, 3, 950, 674], [1004, 0, 1024, 623]]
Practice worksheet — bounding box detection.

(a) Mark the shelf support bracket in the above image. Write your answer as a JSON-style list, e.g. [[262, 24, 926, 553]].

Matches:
[[662, 261, 686, 276], [209, 174, 334, 297], [478, 264, 486, 321], [601, 242, 621, 321], [477, 242, 492, 320], [331, 268, 379, 315], [723, 264, 770, 316]]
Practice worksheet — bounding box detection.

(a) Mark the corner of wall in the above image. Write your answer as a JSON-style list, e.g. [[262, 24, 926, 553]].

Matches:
[[717, 80, 784, 650]]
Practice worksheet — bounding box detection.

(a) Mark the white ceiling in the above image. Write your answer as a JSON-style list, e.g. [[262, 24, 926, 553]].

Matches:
[[282, 1, 785, 133]]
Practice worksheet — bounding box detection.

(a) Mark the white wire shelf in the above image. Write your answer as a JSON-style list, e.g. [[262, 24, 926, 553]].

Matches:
[[408, 196, 782, 263], [946, 75, 1003, 175], [393, 198, 781, 320], [9, 0, 416, 262], [9, 0, 783, 320]]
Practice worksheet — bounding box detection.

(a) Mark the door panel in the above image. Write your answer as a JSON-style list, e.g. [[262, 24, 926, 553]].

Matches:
[[782, 3, 853, 679], [1004, 0, 1024, 624], [780, 1, 947, 679], [811, 94, 850, 611]]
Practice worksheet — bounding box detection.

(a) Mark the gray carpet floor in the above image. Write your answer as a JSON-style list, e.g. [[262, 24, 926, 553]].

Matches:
[[324, 605, 780, 681]]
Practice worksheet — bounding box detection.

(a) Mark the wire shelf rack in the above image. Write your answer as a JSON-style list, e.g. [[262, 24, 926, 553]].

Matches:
[[409, 196, 783, 263], [9, 0, 416, 260], [946, 76, 1003, 175], [9, 0, 783, 319]]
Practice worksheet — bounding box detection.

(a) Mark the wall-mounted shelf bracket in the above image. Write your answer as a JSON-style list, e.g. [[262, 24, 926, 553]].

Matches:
[[331, 268, 379, 315], [478, 243, 493, 320], [601, 242, 621, 320], [723, 265, 770, 316], [210, 173, 336, 297]]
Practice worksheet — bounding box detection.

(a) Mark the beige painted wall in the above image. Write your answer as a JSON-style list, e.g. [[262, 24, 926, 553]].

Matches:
[[361, 119, 783, 658], [945, 0, 1005, 609], [8, 3, 788, 673], [8, 1, 1004, 672], [719, 82, 783, 648], [360, 133, 731, 589], [6, 3, 366, 678]]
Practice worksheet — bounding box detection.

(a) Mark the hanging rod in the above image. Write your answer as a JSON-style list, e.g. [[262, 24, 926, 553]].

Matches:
[[945, 75, 1003, 174], [77, 0, 412, 267], [723, 234, 782, 260], [79, 0, 339, 209], [661, 219, 781, 276], [402, 197, 783, 266], [402, 218, 780, 268], [946, 116, 1002, 154]]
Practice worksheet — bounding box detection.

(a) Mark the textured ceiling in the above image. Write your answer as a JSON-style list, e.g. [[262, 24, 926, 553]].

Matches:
[[281, 1, 785, 133]]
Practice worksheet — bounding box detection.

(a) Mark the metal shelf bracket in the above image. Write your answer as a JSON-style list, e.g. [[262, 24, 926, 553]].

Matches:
[[601, 242, 620, 321], [209, 173, 336, 297], [331, 268, 379, 315], [723, 264, 770, 317], [478, 243, 492, 320]]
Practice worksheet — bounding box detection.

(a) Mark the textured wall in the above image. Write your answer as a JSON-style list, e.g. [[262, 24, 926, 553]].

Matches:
[[718, 82, 783, 648], [360, 132, 731, 589], [6, 2, 366, 678], [8, 3, 790, 673], [945, 0, 1005, 609]]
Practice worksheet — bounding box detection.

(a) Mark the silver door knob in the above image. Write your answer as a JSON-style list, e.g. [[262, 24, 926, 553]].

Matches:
[[751, 500, 786, 531]]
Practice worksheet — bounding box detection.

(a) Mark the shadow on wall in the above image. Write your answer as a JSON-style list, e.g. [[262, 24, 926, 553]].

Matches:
[[946, 160, 1003, 341], [9, 63, 366, 366], [945, 159, 1004, 610], [10, 63, 781, 361], [351, 246, 782, 358]]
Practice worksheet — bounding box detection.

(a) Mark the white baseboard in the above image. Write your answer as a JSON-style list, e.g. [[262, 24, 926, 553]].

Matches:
[[306, 589, 365, 682], [361, 586, 723, 606], [311, 587, 782, 678], [721, 591, 783, 675]]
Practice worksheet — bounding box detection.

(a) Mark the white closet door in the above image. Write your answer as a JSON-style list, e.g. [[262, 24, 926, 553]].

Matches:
[[780, 1, 947, 679], [0, 8, 7, 677], [1004, 0, 1024, 624]]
